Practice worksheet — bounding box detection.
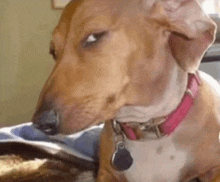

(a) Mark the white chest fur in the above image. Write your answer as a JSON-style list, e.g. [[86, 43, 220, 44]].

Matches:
[[124, 135, 188, 182]]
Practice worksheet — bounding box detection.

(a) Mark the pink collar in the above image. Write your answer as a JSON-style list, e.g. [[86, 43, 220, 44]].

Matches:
[[119, 73, 201, 140]]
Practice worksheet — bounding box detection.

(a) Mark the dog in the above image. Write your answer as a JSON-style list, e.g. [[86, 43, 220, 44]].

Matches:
[[32, 0, 220, 181]]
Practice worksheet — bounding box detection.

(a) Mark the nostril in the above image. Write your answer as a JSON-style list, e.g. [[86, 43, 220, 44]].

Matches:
[[33, 110, 60, 135]]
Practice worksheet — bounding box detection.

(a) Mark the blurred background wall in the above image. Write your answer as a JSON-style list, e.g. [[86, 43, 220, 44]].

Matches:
[[0, 0, 61, 126]]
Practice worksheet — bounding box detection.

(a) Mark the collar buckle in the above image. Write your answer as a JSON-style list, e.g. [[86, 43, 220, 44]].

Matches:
[[141, 118, 166, 139], [154, 124, 165, 139]]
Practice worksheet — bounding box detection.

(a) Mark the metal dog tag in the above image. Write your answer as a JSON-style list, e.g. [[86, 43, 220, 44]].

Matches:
[[112, 142, 133, 171]]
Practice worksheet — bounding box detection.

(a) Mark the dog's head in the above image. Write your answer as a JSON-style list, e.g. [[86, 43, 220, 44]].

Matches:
[[32, 0, 216, 135]]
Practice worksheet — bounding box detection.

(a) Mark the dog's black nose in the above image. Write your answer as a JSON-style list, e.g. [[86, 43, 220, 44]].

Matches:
[[33, 110, 59, 135]]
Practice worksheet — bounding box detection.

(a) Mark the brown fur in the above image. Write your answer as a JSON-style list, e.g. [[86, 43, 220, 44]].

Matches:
[[0, 155, 95, 182], [32, 0, 220, 181]]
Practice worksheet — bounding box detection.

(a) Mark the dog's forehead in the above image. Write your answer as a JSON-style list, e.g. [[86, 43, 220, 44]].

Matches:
[[57, 0, 141, 28], [52, 0, 143, 47]]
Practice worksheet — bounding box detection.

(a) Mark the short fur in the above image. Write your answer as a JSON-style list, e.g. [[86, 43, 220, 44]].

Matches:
[[32, 0, 220, 181]]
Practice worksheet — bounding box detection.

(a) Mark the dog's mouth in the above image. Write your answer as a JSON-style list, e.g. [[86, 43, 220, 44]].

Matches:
[[32, 80, 129, 135], [32, 102, 118, 135]]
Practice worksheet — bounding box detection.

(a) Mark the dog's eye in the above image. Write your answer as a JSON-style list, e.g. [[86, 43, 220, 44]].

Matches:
[[83, 31, 107, 47], [49, 41, 57, 60], [50, 48, 57, 60]]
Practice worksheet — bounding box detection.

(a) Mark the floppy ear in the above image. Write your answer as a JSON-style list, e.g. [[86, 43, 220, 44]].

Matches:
[[149, 0, 216, 72]]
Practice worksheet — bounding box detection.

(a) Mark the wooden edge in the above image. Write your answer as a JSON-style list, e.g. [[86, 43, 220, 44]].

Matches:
[[51, 0, 67, 10]]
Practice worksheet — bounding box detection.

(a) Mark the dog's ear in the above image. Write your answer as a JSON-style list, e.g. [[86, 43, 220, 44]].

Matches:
[[148, 0, 216, 72]]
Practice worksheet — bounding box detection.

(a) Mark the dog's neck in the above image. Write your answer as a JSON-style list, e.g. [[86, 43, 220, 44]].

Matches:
[[114, 72, 201, 140], [115, 67, 189, 123]]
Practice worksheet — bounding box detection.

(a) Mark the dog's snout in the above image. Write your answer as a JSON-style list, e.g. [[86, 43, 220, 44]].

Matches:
[[33, 110, 60, 135]]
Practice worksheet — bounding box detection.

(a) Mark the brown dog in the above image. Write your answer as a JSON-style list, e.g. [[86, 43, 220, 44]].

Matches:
[[32, 0, 220, 181]]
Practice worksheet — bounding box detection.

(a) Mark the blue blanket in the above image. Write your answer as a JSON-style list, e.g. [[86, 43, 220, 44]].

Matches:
[[0, 122, 103, 163]]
